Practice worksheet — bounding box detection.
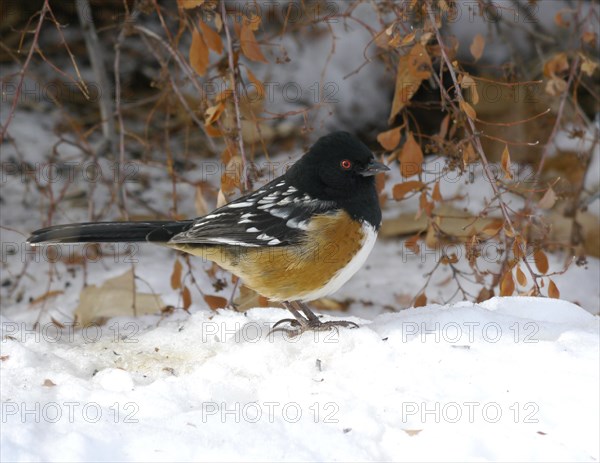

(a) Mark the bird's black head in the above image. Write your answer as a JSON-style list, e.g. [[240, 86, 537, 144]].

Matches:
[[285, 131, 389, 226]]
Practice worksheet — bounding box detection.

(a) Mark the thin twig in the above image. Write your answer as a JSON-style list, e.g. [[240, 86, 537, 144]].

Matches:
[[76, 0, 116, 150], [76, 0, 128, 218], [221, 0, 249, 191], [133, 24, 218, 154], [1, 0, 48, 140], [532, 55, 581, 183], [138, 32, 208, 132]]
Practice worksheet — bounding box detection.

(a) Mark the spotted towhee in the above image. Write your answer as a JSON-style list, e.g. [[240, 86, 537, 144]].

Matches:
[[28, 131, 389, 335]]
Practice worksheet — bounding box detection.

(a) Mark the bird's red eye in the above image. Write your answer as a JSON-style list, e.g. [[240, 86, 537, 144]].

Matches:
[[340, 159, 352, 170]]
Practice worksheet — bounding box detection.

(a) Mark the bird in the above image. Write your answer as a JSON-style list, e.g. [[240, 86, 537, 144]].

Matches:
[[28, 131, 389, 336]]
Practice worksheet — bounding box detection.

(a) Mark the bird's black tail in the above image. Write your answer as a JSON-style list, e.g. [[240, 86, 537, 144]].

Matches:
[[27, 220, 194, 245]]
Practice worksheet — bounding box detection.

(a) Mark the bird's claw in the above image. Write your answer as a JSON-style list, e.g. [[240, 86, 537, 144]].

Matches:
[[268, 317, 359, 338]]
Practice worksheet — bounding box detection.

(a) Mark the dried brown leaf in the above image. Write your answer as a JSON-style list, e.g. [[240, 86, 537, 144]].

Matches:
[[543, 53, 569, 77], [204, 102, 225, 125], [501, 145, 513, 180], [533, 250, 549, 274], [198, 19, 223, 53], [392, 181, 425, 200], [405, 234, 421, 253], [460, 100, 477, 120], [516, 266, 527, 286], [513, 240, 524, 260], [482, 220, 503, 236], [240, 19, 268, 63], [500, 271, 515, 296], [545, 77, 567, 96], [414, 292, 427, 307], [401, 31, 416, 45], [419, 191, 434, 217], [182, 286, 192, 310], [580, 54, 598, 77], [31, 290, 64, 305], [470, 33, 485, 61], [204, 294, 228, 310], [461, 74, 479, 104], [462, 143, 477, 165], [377, 127, 402, 151], [190, 29, 209, 76], [221, 154, 244, 194], [74, 270, 164, 326], [538, 187, 557, 209], [205, 123, 223, 137], [171, 260, 182, 290], [476, 287, 494, 303], [432, 181, 443, 202], [246, 67, 265, 98], [216, 189, 227, 208], [548, 279, 560, 298], [400, 132, 423, 177], [441, 253, 459, 265]]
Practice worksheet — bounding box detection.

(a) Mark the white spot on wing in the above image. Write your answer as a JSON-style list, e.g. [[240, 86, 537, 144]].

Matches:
[[286, 217, 309, 230], [267, 238, 281, 245], [277, 197, 292, 206], [246, 227, 259, 232], [269, 208, 291, 219], [227, 201, 255, 208], [176, 237, 259, 247], [257, 233, 274, 241]]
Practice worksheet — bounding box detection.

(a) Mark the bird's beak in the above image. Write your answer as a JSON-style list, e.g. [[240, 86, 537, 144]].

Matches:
[[359, 159, 390, 177]]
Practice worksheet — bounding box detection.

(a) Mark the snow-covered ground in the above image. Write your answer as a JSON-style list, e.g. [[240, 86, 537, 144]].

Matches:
[[1, 297, 598, 462]]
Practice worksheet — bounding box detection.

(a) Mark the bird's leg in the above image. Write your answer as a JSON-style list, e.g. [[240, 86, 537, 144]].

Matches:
[[295, 301, 321, 323], [269, 300, 359, 337], [269, 301, 306, 332]]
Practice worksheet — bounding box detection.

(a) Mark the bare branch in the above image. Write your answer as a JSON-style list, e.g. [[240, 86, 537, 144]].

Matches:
[[1, 0, 48, 140], [221, 0, 249, 191]]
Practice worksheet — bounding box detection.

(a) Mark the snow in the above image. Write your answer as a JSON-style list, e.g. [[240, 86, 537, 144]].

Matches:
[[2, 2, 599, 459], [1, 297, 598, 462]]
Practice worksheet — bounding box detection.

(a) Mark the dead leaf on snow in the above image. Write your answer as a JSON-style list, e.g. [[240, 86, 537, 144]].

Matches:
[[74, 269, 164, 327]]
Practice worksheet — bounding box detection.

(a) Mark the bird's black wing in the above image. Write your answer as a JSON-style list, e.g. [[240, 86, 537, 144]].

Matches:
[[169, 178, 336, 247]]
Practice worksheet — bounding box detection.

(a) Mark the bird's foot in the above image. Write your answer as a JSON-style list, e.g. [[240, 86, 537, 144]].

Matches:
[[268, 316, 358, 338]]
